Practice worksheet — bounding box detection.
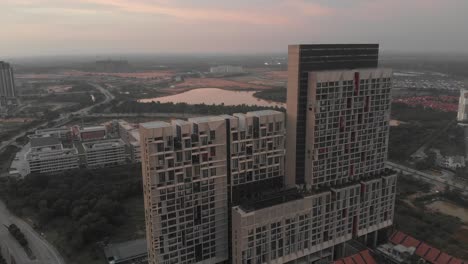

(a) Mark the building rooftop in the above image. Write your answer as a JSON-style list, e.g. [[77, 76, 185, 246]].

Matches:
[[140, 121, 170, 129], [188, 115, 226, 123], [388, 230, 466, 264], [246, 109, 283, 117], [30, 137, 61, 148], [238, 188, 304, 213], [80, 126, 106, 131], [82, 139, 125, 150], [334, 250, 377, 264], [103, 239, 147, 264]]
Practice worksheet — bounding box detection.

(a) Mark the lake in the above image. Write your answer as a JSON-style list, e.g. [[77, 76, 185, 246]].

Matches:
[[138, 88, 285, 108]]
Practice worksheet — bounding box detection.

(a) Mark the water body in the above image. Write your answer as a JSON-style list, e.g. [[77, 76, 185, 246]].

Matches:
[[138, 88, 285, 108]]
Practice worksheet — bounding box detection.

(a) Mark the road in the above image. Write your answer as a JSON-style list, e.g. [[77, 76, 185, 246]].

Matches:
[[0, 82, 114, 263], [0, 201, 65, 264], [0, 82, 113, 153], [386, 161, 468, 195]]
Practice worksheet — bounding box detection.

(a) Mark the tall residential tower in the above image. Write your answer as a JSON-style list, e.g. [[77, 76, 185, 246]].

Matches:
[[231, 44, 396, 263], [140, 44, 397, 264], [0, 61, 17, 111]]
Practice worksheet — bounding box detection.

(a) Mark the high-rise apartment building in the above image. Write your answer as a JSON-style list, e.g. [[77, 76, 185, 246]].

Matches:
[[141, 44, 397, 264], [140, 110, 285, 264], [231, 44, 396, 263], [0, 61, 17, 110]]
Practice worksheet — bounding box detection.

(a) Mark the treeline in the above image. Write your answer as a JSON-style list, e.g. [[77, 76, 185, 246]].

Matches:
[[97, 100, 285, 115], [254, 87, 287, 103], [0, 164, 143, 250]]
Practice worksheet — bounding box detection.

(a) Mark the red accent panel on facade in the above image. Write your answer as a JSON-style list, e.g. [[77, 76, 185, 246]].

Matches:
[[354, 72, 360, 95]]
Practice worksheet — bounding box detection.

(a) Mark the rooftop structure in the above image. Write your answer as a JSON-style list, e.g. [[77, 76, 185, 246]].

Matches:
[[103, 239, 148, 264]]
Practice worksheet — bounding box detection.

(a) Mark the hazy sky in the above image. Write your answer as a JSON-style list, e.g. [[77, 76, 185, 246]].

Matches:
[[2, 0, 468, 57]]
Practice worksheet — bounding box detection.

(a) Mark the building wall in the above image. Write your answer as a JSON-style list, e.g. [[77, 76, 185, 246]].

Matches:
[[140, 110, 285, 264], [80, 130, 106, 141], [231, 173, 397, 264], [304, 69, 392, 188], [26, 148, 79, 174], [140, 118, 229, 264], [230, 111, 285, 188], [83, 140, 127, 168], [285, 44, 380, 186]]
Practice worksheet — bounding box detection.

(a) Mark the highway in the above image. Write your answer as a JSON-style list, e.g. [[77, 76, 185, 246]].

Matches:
[[386, 161, 468, 195]]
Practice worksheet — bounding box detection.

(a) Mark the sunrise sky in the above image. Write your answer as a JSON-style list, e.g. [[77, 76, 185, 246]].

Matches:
[[2, 0, 467, 56]]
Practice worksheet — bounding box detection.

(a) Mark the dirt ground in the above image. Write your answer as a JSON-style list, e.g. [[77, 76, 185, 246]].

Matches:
[[426, 200, 468, 223], [63, 70, 175, 79], [167, 78, 270, 93]]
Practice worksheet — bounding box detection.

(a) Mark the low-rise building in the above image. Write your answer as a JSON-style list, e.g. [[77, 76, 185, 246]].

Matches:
[[78, 125, 107, 141], [82, 139, 127, 168], [26, 137, 79, 174], [209, 65, 244, 74], [103, 239, 148, 264], [118, 120, 141, 162], [432, 149, 466, 169]]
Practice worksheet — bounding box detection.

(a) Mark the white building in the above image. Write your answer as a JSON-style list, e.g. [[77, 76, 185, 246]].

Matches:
[[119, 120, 141, 162], [209, 65, 244, 74], [26, 137, 79, 175], [82, 139, 127, 168], [457, 89, 468, 122]]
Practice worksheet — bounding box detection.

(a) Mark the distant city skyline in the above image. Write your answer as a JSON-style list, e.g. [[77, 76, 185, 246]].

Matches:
[[2, 0, 468, 57]]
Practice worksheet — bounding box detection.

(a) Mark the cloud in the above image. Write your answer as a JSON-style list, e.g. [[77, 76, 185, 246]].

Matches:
[[80, 0, 289, 25]]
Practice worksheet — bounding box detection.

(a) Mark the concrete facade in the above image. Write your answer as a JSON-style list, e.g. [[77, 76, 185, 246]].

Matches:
[[140, 110, 286, 264], [82, 139, 127, 168], [26, 137, 79, 174]]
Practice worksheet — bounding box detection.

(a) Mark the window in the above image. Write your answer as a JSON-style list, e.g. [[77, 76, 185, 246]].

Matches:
[[210, 130, 216, 140]]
